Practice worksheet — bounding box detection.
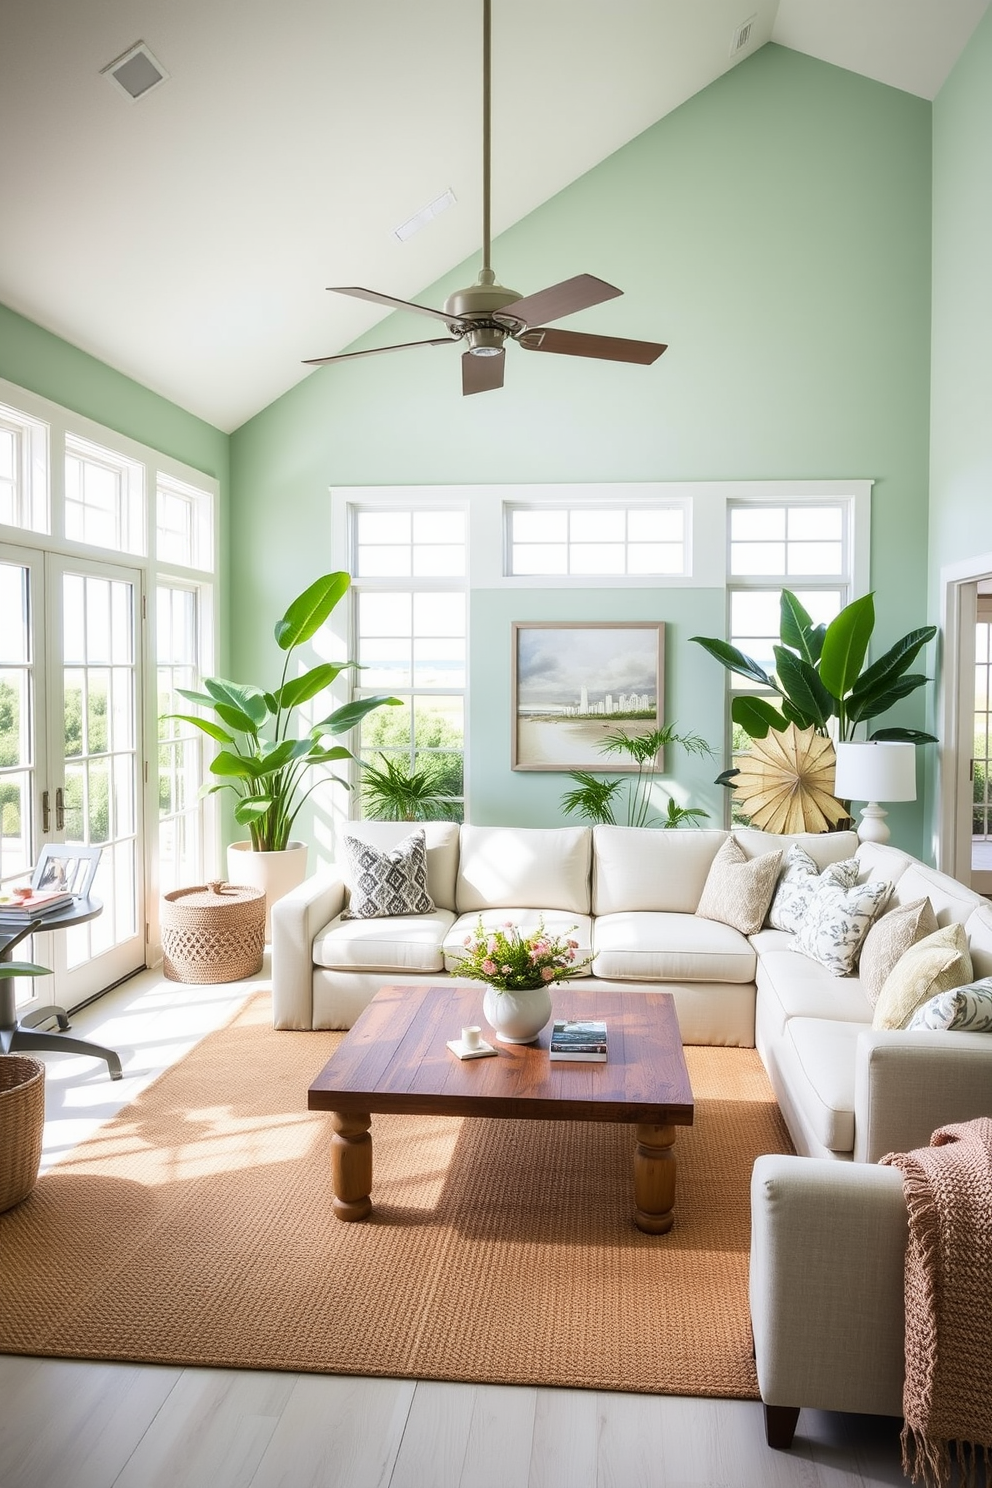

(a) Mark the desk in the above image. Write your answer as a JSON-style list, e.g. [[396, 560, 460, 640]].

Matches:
[[0, 898, 122, 1080]]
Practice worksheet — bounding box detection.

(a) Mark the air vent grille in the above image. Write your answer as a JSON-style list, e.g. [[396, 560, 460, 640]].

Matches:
[[101, 42, 169, 101], [731, 14, 757, 56], [393, 189, 457, 243]]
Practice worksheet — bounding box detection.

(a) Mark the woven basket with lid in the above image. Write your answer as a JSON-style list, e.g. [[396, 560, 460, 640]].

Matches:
[[161, 880, 265, 984]]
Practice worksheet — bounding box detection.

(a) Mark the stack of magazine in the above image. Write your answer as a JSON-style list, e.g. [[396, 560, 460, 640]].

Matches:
[[0, 888, 75, 924], [548, 1018, 608, 1062]]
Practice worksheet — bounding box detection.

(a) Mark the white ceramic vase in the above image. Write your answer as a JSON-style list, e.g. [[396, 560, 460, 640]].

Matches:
[[226, 840, 308, 940], [482, 984, 554, 1045]]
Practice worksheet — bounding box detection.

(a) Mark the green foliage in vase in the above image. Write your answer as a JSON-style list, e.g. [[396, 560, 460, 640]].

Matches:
[[690, 589, 937, 745], [165, 573, 400, 852], [559, 724, 714, 829], [359, 753, 456, 822]]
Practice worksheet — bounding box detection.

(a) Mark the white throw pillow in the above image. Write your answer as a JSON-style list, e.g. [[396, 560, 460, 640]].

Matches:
[[906, 977, 992, 1033], [695, 835, 781, 936], [767, 843, 860, 935], [792, 875, 893, 976], [341, 829, 436, 919]]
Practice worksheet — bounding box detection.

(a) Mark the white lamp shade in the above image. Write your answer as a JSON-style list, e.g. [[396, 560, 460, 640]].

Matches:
[[833, 741, 917, 803]]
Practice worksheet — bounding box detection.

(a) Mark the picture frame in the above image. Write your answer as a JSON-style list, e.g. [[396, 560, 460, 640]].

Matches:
[[511, 621, 665, 772], [31, 843, 103, 900]]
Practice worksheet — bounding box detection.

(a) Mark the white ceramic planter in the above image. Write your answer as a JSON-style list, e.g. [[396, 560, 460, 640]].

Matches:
[[482, 984, 554, 1045], [226, 840, 308, 940]]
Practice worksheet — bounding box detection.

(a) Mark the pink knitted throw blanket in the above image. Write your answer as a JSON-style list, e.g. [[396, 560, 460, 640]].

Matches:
[[881, 1117, 992, 1488]]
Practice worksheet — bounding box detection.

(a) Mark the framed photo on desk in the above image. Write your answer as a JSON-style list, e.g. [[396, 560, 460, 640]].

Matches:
[[31, 844, 102, 899]]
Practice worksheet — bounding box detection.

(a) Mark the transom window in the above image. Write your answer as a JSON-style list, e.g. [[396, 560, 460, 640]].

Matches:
[[65, 432, 145, 555], [355, 509, 465, 578], [0, 402, 48, 534], [729, 504, 845, 578], [156, 474, 214, 571], [507, 503, 687, 576]]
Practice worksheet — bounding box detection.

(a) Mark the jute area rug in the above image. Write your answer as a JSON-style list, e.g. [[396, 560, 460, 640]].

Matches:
[[0, 993, 792, 1398]]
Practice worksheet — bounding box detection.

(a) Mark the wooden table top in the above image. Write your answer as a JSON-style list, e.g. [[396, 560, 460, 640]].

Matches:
[[307, 983, 694, 1127]]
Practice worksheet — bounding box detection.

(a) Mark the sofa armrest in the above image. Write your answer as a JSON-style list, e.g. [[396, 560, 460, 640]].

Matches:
[[270, 869, 346, 1029], [750, 1155, 907, 1421], [853, 1028, 992, 1163]]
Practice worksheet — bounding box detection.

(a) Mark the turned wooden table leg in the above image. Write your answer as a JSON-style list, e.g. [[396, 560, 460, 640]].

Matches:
[[633, 1122, 677, 1234], [330, 1111, 372, 1221]]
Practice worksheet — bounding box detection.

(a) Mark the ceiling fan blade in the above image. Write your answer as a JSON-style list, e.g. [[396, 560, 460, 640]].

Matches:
[[303, 338, 454, 367], [462, 348, 505, 396], [326, 286, 470, 328], [517, 327, 667, 365], [497, 274, 622, 330]]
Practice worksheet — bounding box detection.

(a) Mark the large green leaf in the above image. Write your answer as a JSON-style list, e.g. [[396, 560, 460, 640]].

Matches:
[[203, 678, 270, 726], [306, 745, 354, 765], [275, 573, 350, 651], [774, 647, 833, 728], [849, 627, 938, 699], [779, 590, 826, 665], [235, 796, 275, 824], [176, 686, 219, 710], [1, 962, 50, 977], [209, 749, 263, 780], [315, 695, 402, 735], [274, 664, 340, 712], [214, 701, 263, 736], [689, 637, 775, 688], [254, 739, 299, 774], [164, 713, 233, 745], [818, 593, 875, 699], [730, 695, 788, 739], [869, 727, 939, 743], [846, 673, 929, 724]]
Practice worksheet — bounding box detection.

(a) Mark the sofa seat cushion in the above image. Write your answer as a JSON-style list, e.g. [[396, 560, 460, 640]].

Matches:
[[754, 938, 873, 1040], [313, 909, 456, 973], [777, 1017, 861, 1154], [442, 910, 593, 976], [592, 911, 755, 983]]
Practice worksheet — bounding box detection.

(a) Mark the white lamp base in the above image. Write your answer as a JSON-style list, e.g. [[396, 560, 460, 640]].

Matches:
[[855, 802, 891, 844]]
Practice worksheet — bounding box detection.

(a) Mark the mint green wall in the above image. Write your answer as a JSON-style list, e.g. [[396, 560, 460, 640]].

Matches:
[[931, 9, 992, 573], [231, 44, 933, 850]]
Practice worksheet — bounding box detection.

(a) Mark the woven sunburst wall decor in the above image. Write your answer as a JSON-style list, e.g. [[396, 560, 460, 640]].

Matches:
[[732, 724, 849, 834]]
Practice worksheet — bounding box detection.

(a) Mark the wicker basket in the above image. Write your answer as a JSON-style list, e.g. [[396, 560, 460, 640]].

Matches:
[[0, 1055, 46, 1213], [161, 880, 265, 984]]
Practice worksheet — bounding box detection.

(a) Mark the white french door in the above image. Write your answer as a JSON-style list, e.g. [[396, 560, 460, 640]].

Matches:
[[0, 546, 146, 1014]]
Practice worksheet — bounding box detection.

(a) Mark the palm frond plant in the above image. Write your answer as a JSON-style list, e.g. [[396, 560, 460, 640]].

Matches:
[[560, 724, 714, 829], [165, 573, 400, 852], [359, 753, 454, 822]]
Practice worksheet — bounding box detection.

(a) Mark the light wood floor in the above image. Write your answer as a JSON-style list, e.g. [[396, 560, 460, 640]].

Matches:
[[2, 964, 916, 1488]]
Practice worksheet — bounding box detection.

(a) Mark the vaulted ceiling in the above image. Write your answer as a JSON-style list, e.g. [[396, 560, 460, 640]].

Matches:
[[2, 0, 987, 432]]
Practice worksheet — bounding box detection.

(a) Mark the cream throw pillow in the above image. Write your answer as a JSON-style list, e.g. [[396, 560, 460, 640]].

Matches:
[[872, 922, 974, 1030], [857, 897, 938, 1009], [695, 836, 782, 937]]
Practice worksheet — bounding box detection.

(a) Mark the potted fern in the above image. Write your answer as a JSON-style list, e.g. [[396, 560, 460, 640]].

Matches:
[[358, 754, 456, 822], [559, 723, 714, 828]]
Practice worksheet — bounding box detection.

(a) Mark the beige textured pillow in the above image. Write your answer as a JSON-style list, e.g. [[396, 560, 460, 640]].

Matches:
[[695, 836, 782, 936], [872, 922, 974, 1030], [858, 897, 938, 1009]]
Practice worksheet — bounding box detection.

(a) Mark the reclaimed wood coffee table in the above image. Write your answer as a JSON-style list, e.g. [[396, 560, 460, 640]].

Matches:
[[308, 982, 694, 1234]]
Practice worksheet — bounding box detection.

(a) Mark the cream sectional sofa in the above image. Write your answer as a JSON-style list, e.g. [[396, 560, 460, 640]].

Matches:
[[271, 819, 992, 1166]]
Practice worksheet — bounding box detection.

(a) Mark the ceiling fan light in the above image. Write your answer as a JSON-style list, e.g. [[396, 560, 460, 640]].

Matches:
[[466, 326, 505, 357], [470, 344, 502, 358]]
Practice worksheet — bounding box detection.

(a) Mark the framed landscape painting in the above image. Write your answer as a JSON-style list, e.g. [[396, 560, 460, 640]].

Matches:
[[511, 621, 665, 771]]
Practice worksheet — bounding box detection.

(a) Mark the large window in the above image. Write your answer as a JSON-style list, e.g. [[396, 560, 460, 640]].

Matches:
[[350, 506, 466, 820]]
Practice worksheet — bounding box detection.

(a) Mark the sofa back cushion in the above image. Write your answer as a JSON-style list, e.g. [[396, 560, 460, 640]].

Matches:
[[735, 827, 859, 870], [455, 825, 591, 914], [592, 826, 728, 915], [336, 820, 459, 911], [888, 861, 985, 926]]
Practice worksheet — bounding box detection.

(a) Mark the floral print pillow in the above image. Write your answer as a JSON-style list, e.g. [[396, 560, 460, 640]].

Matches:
[[792, 876, 893, 976], [907, 978, 992, 1033], [767, 844, 860, 935]]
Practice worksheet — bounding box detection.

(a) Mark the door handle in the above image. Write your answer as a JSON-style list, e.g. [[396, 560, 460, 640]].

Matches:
[[55, 788, 65, 831], [42, 790, 50, 832]]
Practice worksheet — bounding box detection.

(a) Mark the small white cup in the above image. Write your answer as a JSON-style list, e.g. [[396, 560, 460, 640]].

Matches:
[[461, 1025, 482, 1051]]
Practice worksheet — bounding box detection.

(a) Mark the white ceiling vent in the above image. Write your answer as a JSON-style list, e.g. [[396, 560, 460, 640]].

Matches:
[[393, 188, 457, 243], [730, 14, 757, 56], [101, 42, 169, 102]]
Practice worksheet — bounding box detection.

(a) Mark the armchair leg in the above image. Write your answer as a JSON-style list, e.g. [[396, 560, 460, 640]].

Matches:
[[763, 1403, 800, 1449]]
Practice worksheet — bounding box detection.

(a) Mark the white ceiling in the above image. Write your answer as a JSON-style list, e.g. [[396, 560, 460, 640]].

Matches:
[[1, 0, 987, 433]]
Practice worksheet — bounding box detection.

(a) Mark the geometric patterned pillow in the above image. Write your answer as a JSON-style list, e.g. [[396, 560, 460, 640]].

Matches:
[[906, 977, 992, 1033], [341, 829, 436, 919], [767, 843, 861, 934], [792, 875, 893, 976]]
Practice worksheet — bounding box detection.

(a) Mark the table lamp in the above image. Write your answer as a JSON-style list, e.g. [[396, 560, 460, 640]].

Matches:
[[832, 740, 917, 844]]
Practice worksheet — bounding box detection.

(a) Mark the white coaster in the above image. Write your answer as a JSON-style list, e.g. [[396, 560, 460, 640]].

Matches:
[[446, 1037, 497, 1060]]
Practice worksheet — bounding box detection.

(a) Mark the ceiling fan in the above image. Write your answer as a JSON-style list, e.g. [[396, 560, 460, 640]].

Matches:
[[303, 0, 668, 396]]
